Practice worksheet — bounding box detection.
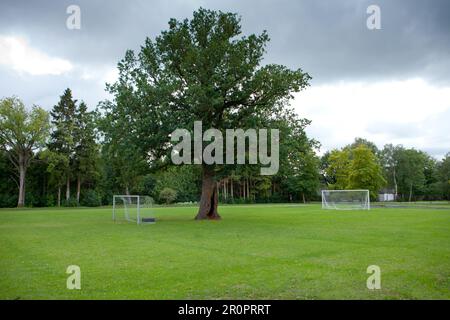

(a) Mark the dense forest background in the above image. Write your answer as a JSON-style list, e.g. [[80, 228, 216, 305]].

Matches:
[[1, 89, 449, 208]]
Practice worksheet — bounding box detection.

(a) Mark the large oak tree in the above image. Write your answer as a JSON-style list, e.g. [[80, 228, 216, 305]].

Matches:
[[101, 8, 311, 219]]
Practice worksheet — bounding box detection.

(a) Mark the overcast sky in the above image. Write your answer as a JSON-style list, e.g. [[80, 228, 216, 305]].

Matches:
[[1, 0, 449, 158]]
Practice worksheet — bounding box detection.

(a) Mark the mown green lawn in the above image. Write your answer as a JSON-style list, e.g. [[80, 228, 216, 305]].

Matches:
[[0, 204, 449, 299]]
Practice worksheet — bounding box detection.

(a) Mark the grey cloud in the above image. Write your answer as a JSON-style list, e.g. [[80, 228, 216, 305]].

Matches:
[[0, 65, 110, 109], [0, 0, 449, 157], [1, 0, 449, 83], [366, 121, 424, 139]]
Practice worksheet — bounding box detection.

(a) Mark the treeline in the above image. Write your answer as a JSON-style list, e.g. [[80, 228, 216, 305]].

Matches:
[[214, 138, 450, 203], [1, 92, 449, 208], [321, 138, 450, 201]]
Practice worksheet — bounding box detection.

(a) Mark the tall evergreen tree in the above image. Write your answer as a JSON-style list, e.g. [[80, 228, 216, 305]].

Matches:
[[48, 88, 77, 203], [73, 102, 99, 204]]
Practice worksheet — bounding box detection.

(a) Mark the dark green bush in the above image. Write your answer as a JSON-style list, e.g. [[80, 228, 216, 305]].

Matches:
[[80, 189, 102, 207], [0, 194, 17, 208], [63, 197, 78, 207]]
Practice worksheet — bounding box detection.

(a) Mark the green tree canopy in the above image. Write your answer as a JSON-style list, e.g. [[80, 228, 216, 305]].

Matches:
[[101, 8, 311, 219], [346, 137, 379, 156], [325, 145, 385, 199], [396, 148, 428, 201], [437, 153, 450, 199], [347, 145, 386, 199], [73, 101, 100, 204], [326, 149, 351, 190], [48, 88, 77, 202], [0, 97, 49, 207]]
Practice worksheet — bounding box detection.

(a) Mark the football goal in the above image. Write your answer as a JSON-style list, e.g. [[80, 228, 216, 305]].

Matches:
[[321, 190, 370, 210], [112, 195, 155, 224]]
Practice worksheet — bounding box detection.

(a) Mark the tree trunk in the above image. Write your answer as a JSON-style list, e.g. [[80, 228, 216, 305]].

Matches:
[[217, 181, 220, 201], [66, 176, 70, 201], [393, 167, 398, 200], [302, 192, 306, 204], [76, 176, 81, 205], [195, 166, 221, 220], [247, 178, 250, 201], [230, 178, 234, 200], [57, 186, 61, 207], [17, 160, 26, 207], [245, 179, 248, 200], [224, 179, 227, 200], [409, 183, 413, 202]]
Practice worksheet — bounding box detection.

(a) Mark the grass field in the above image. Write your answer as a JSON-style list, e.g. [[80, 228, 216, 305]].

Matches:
[[0, 204, 449, 300]]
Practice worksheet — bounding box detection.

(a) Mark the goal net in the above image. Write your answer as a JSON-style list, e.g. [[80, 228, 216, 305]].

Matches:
[[112, 195, 155, 224], [321, 190, 370, 210]]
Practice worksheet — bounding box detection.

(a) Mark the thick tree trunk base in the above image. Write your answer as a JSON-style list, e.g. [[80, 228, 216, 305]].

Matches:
[[195, 166, 221, 220], [195, 211, 221, 220]]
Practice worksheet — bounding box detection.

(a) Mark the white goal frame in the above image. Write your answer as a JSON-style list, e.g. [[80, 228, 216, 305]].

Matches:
[[112, 195, 154, 224], [321, 189, 370, 210]]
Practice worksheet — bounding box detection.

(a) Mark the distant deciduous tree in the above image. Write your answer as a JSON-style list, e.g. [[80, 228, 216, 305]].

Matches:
[[0, 97, 49, 207], [347, 137, 379, 156], [437, 153, 450, 200], [325, 145, 385, 199], [326, 149, 351, 190], [379, 144, 404, 199], [276, 115, 320, 202], [347, 145, 386, 199], [396, 149, 427, 202]]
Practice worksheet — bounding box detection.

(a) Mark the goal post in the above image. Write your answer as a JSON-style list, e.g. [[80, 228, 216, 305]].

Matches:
[[321, 189, 370, 210], [112, 195, 155, 224]]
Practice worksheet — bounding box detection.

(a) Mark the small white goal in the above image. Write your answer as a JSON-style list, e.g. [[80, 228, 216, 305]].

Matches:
[[112, 195, 155, 224], [321, 190, 370, 210]]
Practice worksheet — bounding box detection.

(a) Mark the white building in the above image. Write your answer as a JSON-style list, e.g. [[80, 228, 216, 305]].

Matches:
[[378, 189, 395, 202]]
